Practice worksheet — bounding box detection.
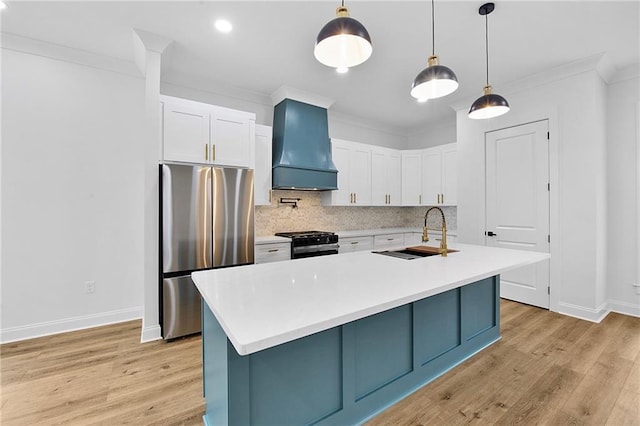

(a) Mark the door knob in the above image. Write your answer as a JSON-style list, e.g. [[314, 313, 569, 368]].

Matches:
[[486, 231, 497, 237]]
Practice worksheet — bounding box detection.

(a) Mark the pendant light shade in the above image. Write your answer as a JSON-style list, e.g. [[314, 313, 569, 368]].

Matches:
[[410, 0, 458, 100], [468, 85, 510, 119], [469, 2, 509, 119], [314, 4, 372, 69], [411, 56, 459, 100]]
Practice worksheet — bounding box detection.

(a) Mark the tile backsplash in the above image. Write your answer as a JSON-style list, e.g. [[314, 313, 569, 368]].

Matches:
[[255, 190, 457, 236]]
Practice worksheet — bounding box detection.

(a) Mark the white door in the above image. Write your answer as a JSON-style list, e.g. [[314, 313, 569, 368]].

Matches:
[[485, 120, 550, 309]]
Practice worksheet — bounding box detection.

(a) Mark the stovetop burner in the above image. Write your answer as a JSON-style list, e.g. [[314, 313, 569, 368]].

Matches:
[[275, 230, 334, 239]]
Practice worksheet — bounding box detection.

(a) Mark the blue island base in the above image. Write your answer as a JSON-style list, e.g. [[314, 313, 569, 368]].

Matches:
[[203, 276, 500, 426]]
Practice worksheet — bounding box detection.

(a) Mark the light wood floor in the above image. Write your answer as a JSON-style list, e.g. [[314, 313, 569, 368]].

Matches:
[[1, 300, 638, 425]]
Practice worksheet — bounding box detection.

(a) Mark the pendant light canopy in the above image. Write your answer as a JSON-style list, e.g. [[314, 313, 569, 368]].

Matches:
[[314, 1, 372, 70], [411, 0, 458, 100], [469, 2, 509, 119]]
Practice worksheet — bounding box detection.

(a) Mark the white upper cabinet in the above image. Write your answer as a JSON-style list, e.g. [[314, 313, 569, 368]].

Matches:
[[163, 99, 210, 164], [401, 150, 423, 206], [161, 96, 255, 168], [402, 143, 457, 206], [421, 148, 442, 206], [322, 139, 371, 206], [371, 147, 402, 206], [254, 124, 272, 206], [210, 106, 254, 168], [441, 144, 457, 205]]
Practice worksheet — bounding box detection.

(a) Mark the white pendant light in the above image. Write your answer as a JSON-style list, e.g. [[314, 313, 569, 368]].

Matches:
[[469, 2, 510, 120], [314, 1, 372, 70], [411, 0, 458, 100]]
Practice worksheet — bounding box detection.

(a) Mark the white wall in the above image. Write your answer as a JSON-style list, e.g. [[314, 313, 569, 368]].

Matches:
[[0, 47, 146, 342], [606, 68, 640, 316], [456, 66, 611, 321], [407, 119, 457, 149]]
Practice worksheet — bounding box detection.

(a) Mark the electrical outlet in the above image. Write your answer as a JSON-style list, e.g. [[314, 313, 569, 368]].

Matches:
[[85, 280, 96, 294]]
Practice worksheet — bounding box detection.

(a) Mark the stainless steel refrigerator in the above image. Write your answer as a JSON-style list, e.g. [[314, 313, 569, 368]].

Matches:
[[160, 164, 254, 339]]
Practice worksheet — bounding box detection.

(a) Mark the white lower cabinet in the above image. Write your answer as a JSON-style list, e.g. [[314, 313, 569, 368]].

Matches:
[[255, 242, 291, 264], [403, 232, 423, 246], [373, 233, 405, 249], [338, 236, 374, 253]]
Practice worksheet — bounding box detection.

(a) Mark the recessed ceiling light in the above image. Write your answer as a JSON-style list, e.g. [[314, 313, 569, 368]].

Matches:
[[214, 19, 232, 33], [0, 2, 7, 10], [336, 67, 349, 74]]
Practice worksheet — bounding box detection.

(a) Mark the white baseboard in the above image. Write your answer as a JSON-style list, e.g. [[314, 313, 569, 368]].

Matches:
[[557, 301, 610, 323], [0, 307, 143, 344], [608, 299, 640, 318], [141, 324, 162, 343]]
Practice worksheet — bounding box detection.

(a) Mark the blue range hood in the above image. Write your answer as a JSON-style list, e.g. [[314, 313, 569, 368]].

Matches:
[[272, 99, 338, 190]]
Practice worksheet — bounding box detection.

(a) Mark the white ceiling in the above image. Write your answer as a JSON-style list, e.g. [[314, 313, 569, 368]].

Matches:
[[2, 1, 639, 131]]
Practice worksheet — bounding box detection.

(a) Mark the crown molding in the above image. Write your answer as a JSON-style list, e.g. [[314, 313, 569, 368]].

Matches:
[[0, 32, 140, 78], [610, 63, 640, 84], [449, 53, 617, 112]]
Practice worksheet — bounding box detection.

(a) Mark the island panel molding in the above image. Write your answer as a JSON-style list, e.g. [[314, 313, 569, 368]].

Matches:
[[202, 276, 499, 425]]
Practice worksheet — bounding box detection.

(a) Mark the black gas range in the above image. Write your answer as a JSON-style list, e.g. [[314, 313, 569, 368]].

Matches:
[[274, 231, 339, 259]]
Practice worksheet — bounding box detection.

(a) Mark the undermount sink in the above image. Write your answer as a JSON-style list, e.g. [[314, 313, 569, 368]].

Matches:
[[373, 246, 459, 260]]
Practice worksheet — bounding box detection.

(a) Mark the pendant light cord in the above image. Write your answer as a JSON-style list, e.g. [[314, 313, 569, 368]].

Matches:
[[485, 13, 489, 87], [431, 0, 435, 56]]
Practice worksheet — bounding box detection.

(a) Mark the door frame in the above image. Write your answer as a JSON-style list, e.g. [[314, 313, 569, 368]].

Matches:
[[480, 108, 560, 313]]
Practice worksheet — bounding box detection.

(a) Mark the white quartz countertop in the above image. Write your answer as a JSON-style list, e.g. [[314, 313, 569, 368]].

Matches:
[[337, 227, 456, 238], [192, 243, 548, 356]]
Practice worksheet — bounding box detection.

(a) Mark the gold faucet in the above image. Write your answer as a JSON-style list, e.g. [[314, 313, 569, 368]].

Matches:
[[423, 206, 448, 257]]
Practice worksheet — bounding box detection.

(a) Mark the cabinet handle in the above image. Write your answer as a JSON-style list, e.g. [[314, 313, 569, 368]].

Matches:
[[355, 193, 357, 204], [269, 189, 272, 203], [268, 249, 279, 253], [441, 193, 444, 204], [212, 144, 216, 161], [205, 144, 208, 161], [419, 194, 422, 204], [351, 241, 359, 245]]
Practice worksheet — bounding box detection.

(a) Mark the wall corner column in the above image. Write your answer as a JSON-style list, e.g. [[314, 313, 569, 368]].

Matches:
[[133, 29, 173, 343]]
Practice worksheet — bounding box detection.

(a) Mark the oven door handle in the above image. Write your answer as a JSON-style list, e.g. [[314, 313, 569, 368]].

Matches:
[[292, 243, 340, 254]]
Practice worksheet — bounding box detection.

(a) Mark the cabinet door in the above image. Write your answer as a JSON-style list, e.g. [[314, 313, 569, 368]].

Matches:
[[387, 151, 402, 206], [373, 233, 405, 249], [163, 100, 210, 164], [210, 107, 253, 167], [401, 152, 422, 206], [328, 140, 352, 205], [350, 145, 371, 205], [254, 124, 272, 206], [441, 145, 457, 205], [422, 148, 442, 206], [255, 242, 291, 264], [371, 149, 388, 206]]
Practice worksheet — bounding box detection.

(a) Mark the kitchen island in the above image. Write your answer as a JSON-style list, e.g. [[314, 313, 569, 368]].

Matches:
[[193, 244, 549, 426]]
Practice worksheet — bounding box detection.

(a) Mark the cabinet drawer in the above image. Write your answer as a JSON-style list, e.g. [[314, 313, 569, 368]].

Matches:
[[255, 242, 291, 264], [339, 236, 374, 253], [373, 233, 405, 249]]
